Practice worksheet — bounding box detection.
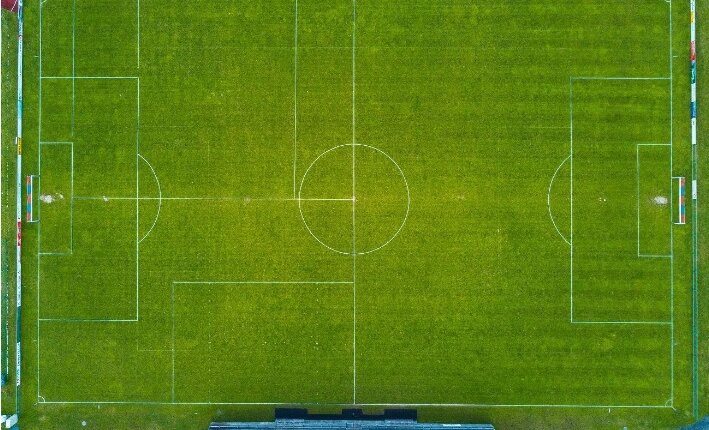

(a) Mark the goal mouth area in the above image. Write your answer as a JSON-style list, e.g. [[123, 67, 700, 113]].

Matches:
[[673, 176, 687, 225]]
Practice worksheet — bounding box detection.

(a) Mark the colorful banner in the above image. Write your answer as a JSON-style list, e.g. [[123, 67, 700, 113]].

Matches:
[[678, 177, 686, 224], [0, 0, 18, 13], [25, 176, 32, 222]]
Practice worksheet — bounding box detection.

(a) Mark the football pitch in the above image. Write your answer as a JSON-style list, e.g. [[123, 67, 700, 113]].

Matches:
[[1, 0, 706, 428]]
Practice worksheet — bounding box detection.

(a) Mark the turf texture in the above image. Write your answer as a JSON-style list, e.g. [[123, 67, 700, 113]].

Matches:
[[1, 0, 706, 428]]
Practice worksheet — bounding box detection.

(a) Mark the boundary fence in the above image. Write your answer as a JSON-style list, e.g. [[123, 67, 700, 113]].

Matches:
[[689, 0, 700, 420]]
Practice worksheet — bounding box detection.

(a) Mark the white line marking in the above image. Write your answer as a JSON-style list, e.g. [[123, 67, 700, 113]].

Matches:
[[39, 319, 136, 323], [569, 78, 574, 322], [136, 83, 140, 323], [299, 198, 353, 201], [637, 145, 641, 256], [1, 7, 6, 378], [34, 1, 676, 407], [135, 78, 141, 321], [71, 0, 75, 135], [37, 0, 43, 398], [292, 0, 298, 198], [137, 154, 161, 243], [72, 196, 353, 202], [571, 77, 671, 81], [174, 281, 353, 285], [571, 321, 672, 325], [169, 280, 349, 401], [547, 155, 571, 246], [70, 143, 74, 252], [36, 400, 674, 408], [351, 0, 358, 404], [297, 144, 410, 255], [137, 0, 140, 69], [667, 0, 675, 403], [207, 289, 213, 403], [569, 77, 674, 324], [171, 283, 175, 402], [41, 76, 138, 79]]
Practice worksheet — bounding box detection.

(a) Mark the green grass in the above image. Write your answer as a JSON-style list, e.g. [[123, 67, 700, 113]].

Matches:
[[1, 2, 19, 416], [1, 0, 706, 428]]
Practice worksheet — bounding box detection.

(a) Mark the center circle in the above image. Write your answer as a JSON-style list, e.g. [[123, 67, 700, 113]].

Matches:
[[298, 144, 410, 255]]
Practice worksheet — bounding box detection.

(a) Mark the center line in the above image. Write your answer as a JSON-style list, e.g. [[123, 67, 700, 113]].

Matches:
[[293, 0, 299, 199], [351, 0, 358, 405]]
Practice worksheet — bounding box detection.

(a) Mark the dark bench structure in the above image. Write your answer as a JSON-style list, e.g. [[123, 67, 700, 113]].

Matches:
[[209, 409, 495, 430]]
